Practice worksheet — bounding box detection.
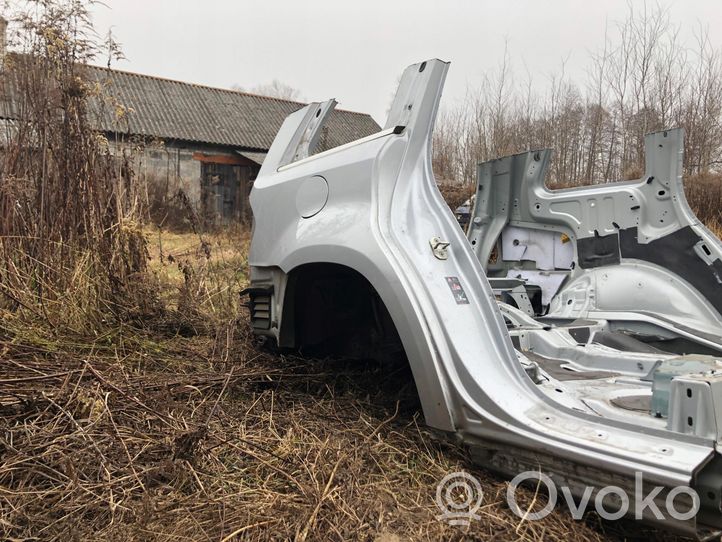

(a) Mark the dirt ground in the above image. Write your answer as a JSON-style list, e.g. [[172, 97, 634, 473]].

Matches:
[[0, 227, 692, 541]]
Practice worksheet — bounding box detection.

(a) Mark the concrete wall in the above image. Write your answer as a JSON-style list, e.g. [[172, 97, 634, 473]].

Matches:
[[108, 136, 260, 222], [109, 138, 250, 207], [141, 144, 202, 205]]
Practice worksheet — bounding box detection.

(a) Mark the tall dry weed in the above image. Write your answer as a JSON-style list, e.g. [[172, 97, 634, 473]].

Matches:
[[0, 1, 156, 331]]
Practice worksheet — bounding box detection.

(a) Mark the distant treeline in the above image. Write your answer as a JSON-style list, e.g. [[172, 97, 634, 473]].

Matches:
[[432, 5, 722, 188]]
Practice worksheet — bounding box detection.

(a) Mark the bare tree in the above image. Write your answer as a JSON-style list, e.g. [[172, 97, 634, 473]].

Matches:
[[432, 3, 722, 188], [232, 79, 303, 101]]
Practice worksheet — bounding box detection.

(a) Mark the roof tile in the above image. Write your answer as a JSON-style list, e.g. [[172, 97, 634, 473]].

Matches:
[[86, 65, 380, 151]]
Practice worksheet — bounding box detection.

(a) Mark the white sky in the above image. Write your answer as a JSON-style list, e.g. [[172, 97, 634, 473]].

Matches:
[[89, 0, 722, 125]]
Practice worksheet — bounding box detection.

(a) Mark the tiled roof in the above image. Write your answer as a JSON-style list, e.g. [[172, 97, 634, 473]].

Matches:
[[86, 65, 380, 151]]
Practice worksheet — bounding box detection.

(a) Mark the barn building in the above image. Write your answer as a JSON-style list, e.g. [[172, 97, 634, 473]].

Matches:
[[0, 17, 381, 224], [89, 66, 380, 223]]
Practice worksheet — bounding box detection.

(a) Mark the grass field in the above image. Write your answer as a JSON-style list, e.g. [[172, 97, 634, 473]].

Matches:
[[0, 225, 688, 541], [0, 2, 714, 538]]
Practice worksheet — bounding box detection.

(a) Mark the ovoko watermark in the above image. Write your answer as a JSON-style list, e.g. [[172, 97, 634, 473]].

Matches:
[[435, 471, 484, 526], [435, 470, 700, 525]]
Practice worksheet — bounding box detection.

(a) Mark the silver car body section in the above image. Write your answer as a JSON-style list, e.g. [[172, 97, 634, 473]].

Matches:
[[468, 138, 722, 341], [248, 59, 722, 537]]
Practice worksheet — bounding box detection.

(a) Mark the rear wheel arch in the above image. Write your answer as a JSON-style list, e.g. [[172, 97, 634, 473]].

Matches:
[[279, 262, 402, 358], [276, 260, 456, 431]]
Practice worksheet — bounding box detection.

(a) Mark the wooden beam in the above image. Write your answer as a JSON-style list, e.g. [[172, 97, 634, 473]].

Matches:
[[192, 152, 254, 166]]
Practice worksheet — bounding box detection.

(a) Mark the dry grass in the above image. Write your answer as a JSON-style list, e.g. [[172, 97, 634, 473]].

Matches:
[[147, 226, 249, 318], [437, 181, 475, 212], [0, 229, 688, 542], [685, 173, 722, 236], [0, 3, 713, 540], [0, 3, 710, 538]]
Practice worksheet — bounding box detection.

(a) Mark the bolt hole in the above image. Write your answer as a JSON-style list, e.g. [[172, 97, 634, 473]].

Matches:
[[418, 61, 426, 72], [535, 203, 541, 211], [315, 109, 321, 118], [708, 491, 716, 500], [687, 388, 693, 398], [471, 239, 476, 245], [555, 388, 563, 393], [567, 299, 573, 305], [658, 190, 666, 196], [687, 416, 694, 427]]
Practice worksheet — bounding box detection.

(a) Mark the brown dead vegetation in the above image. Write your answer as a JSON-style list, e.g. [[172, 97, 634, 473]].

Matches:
[[0, 2, 711, 541], [0, 307, 684, 542], [433, 5, 722, 187], [436, 181, 475, 212]]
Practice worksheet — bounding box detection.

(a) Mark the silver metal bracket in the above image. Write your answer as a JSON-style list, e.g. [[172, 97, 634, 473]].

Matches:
[[429, 237, 450, 260]]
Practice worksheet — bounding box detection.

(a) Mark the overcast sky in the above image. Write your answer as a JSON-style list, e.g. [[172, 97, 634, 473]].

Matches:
[[89, 0, 722, 125]]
